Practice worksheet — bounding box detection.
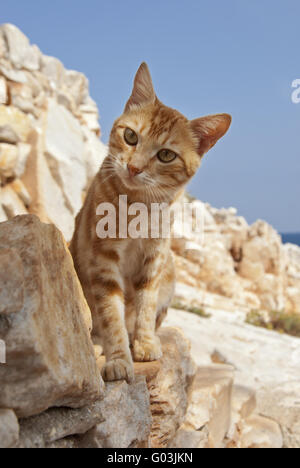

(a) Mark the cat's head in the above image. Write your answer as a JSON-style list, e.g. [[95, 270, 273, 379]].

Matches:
[[108, 63, 231, 197]]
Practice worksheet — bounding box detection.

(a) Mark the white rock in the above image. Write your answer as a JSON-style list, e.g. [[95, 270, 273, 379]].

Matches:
[[64, 70, 89, 106], [44, 98, 86, 215], [0, 409, 19, 448], [15, 142, 31, 177], [8, 82, 36, 115], [164, 308, 300, 448], [0, 185, 28, 218], [0, 143, 18, 178], [0, 76, 7, 104], [21, 130, 75, 241], [1, 24, 40, 71], [0, 64, 27, 83], [10, 179, 31, 207], [82, 127, 107, 182], [0, 203, 7, 223], [0, 105, 31, 143], [41, 55, 65, 90], [81, 111, 100, 134], [0, 30, 7, 58]]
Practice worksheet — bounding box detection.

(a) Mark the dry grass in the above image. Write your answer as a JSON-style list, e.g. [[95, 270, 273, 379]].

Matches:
[[246, 309, 300, 338], [172, 301, 211, 318]]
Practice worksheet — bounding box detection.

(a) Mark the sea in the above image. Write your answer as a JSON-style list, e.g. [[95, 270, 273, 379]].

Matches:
[[281, 233, 300, 247]]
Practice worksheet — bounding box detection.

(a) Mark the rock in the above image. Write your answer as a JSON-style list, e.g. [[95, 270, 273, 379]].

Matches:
[[0, 248, 24, 315], [1, 185, 28, 218], [0, 105, 31, 143], [82, 127, 107, 183], [82, 377, 151, 448], [21, 130, 75, 241], [1, 24, 40, 71], [165, 308, 300, 448], [10, 179, 31, 206], [64, 70, 89, 107], [227, 385, 257, 442], [257, 383, 300, 448], [0, 76, 7, 104], [237, 414, 283, 449], [0, 215, 103, 417], [44, 98, 86, 215], [15, 142, 31, 177], [0, 203, 7, 222], [17, 377, 151, 449], [41, 55, 65, 90], [149, 327, 196, 448], [172, 365, 234, 448], [8, 82, 36, 115], [0, 64, 27, 83], [0, 143, 18, 178], [0, 409, 19, 448], [17, 401, 105, 449], [81, 111, 100, 134]]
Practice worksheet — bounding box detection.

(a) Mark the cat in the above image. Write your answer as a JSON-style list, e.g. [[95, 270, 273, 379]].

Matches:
[[70, 63, 231, 383]]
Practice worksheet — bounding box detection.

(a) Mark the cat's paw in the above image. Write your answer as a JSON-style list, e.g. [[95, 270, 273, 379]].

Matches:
[[133, 335, 162, 362], [101, 358, 134, 384]]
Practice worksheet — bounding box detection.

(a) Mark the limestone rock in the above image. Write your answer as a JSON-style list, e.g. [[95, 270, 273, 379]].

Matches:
[[0, 105, 31, 143], [44, 98, 86, 215], [165, 308, 300, 448], [0, 248, 24, 315], [15, 142, 31, 177], [17, 400, 105, 448], [0, 409, 19, 448], [83, 377, 151, 448], [1, 24, 41, 71], [82, 127, 107, 183], [0, 64, 27, 84], [21, 130, 75, 241], [0, 203, 7, 222], [0, 76, 7, 104], [149, 327, 196, 448], [172, 365, 234, 448], [17, 377, 151, 449], [1, 185, 27, 218], [0, 215, 103, 417], [8, 82, 36, 115], [41, 55, 65, 90], [238, 414, 283, 449], [0, 143, 18, 178]]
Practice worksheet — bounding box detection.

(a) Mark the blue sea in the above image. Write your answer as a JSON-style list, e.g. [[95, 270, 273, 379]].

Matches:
[[281, 233, 300, 247]]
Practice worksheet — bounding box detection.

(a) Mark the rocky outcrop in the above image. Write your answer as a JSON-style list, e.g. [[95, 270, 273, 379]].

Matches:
[[0, 24, 107, 241], [165, 306, 299, 448], [172, 197, 300, 317], [0, 215, 103, 418]]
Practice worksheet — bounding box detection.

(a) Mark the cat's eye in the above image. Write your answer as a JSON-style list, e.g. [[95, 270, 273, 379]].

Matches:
[[124, 128, 138, 146], [157, 149, 177, 163]]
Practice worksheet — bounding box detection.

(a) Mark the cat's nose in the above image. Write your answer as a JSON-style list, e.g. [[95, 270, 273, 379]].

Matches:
[[127, 164, 143, 177]]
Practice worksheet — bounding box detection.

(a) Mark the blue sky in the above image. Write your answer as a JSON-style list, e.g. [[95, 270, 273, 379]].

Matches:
[[1, 1, 299, 232]]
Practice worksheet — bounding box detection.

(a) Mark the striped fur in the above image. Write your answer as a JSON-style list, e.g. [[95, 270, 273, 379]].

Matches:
[[70, 63, 231, 382]]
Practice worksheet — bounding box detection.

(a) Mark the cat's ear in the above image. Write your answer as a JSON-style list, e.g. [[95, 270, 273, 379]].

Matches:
[[125, 62, 156, 112], [190, 114, 232, 157]]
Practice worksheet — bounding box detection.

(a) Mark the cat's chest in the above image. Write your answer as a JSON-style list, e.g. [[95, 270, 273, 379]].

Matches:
[[120, 239, 157, 278]]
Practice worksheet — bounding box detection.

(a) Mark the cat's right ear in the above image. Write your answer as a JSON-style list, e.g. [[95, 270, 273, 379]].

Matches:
[[124, 62, 156, 112]]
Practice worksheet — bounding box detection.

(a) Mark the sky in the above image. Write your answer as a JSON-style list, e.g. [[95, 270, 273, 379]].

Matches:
[[1, 0, 299, 232]]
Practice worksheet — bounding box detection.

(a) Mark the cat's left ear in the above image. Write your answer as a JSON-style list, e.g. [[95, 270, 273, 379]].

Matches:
[[125, 62, 156, 112], [190, 114, 232, 157]]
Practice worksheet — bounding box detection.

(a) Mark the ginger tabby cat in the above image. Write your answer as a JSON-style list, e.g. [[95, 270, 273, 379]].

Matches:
[[70, 63, 231, 383]]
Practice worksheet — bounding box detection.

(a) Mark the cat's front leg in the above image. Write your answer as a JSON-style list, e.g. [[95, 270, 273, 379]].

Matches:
[[90, 251, 134, 383], [133, 262, 163, 362]]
